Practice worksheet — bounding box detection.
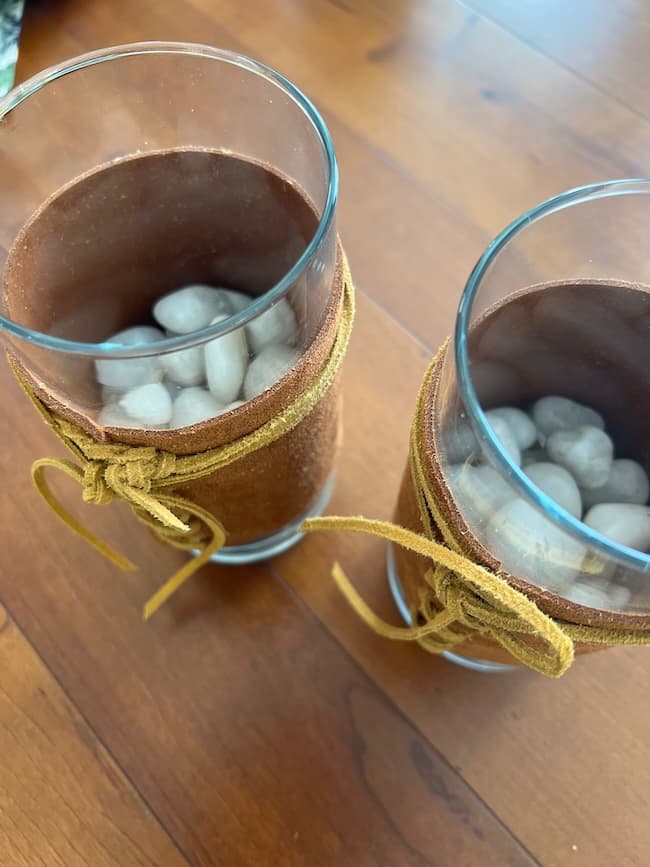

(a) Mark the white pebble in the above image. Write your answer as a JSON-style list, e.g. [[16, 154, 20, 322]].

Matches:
[[486, 498, 586, 592], [546, 426, 613, 489], [446, 416, 520, 466], [486, 407, 537, 450], [160, 346, 206, 387], [153, 285, 232, 333], [448, 464, 516, 522], [204, 315, 249, 404], [98, 403, 139, 428], [581, 459, 650, 509], [565, 581, 631, 611], [243, 344, 300, 400], [488, 416, 522, 467], [607, 583, 633, 609], [246, 298, 297, 354], [532, 396, 604, 439], [222, 289, 253, 314], [163, 381, 183, 399], [445, 421, 478, 465], [222, 399, 246, 412], [170, 387, 224, 428], [118, 382, 172, 427], [95, 326, 164, 388], [524, 462, 582, 518], [583, 503, 650, 552]]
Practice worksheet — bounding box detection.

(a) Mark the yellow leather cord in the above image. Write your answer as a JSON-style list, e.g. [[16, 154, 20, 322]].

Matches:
[[302, 346, 650, 677]]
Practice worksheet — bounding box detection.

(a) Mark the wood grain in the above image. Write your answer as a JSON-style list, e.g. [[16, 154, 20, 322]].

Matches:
[[466, 0, 650, 119], [3, 1, 649, 865], [0, 604, 190, 867], [275, 293, 650, 867], [0, 341, 533, 866], [186, 0, 650, 234]]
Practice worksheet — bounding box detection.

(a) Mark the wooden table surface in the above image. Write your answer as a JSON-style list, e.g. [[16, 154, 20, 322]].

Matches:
[[2, 1, 649, 865]]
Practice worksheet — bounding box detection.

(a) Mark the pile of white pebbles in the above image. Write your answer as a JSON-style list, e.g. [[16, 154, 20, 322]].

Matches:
[[448, 395, 650, 608], [95, 285, 299, 429]]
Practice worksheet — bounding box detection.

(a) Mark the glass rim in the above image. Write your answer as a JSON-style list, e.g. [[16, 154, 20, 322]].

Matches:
[[0, 41, 339, 358], [455, 178, 650, 573]]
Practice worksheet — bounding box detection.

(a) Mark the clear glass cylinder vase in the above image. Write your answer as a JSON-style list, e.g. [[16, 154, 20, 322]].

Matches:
[[391, 180, 650, 670], [0, 42, 342, 563]]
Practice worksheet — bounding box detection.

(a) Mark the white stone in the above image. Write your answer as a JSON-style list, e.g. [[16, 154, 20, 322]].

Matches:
[[98, 403, 139, 428], [488, 416, 522, 467], [524, 462, 582, 518], [118, 382, 172, 427], [532, 396, 604, 439], [163, 381, 183, 399], [486, 407, 537, 449], [222, 399, 246, 412], [565, 580, 631, 611], [160, 345, 206, 387], [546, 425, 614, 489], [95, 326, 164, 388], [170, 387, 224, 428], [243, 344, 300, 400], [448, 464, 516, 524], [485, 498, 586, 592], [204, 315, 249, 404], [608, 583, 633, 609], [153, 285, 232, 334], [245, 298, 297, 354], [583, 503, 650, 552], [222, 289, 253, 314], [581, 459, 650, 509], [103, 325, 164, 344], [446, 416, 520, 467], [445, 421, 478, 465], [521, 444, 548, 467]]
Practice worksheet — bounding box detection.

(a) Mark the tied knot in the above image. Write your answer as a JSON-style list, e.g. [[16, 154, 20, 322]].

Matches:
[[77, 445, 178, 506], [428, 566, 519, 633], [81, 461, 113, 505], [55, 420, 181, 522], [301, 515, 577, 678], [430, 569, 467, 621], [43, 418, 191, 537]]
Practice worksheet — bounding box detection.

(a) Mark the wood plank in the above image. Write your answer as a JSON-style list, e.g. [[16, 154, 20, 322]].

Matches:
[[0, 323, 533, 865], [274, 291, 650, 867], [332, 117, 484, 347], [466, 0, 650, 120], [8, 3, 649, 866], [184, 0, 650, 235], [0, 605, 190, 867]]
